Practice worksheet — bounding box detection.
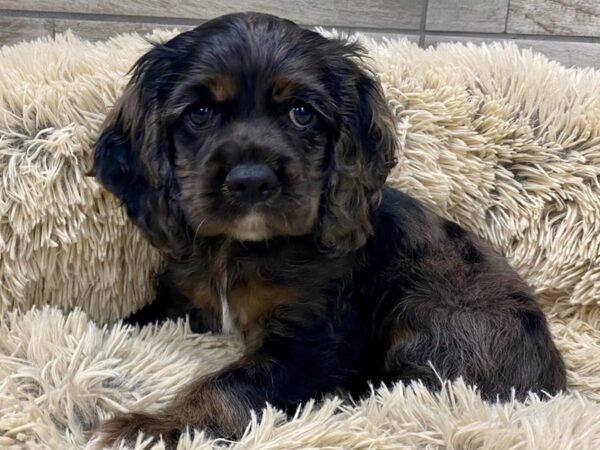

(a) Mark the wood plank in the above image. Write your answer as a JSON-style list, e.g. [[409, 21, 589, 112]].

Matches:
[[0, 1, 423, 29], [425, 34, 600, 69], [427, 0, 509, 33], [53, 19, 192, 41], [0, 17, 420, 47], [343, 28, 419, 43], [507, 0, 600, 37], [0, 17, 53, 46], [507, 38, 600, 68]]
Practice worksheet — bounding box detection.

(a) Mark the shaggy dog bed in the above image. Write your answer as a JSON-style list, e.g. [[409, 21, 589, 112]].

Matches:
[[1, 30, 600, 449]]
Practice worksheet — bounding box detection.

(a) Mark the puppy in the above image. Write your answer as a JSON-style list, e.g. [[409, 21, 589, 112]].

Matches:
[[90, 12, 566, 448]]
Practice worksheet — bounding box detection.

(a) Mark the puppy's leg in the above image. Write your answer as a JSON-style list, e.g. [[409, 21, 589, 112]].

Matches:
[[382, 296, 566, 400], [124, 272, 220, 333], [90, 305, 352, 448]]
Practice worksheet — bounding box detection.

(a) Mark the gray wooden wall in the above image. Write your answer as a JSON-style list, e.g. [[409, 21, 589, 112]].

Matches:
[[1, 1, 599, 68]]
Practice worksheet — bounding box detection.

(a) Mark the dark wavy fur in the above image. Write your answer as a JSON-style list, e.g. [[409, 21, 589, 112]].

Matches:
[[90, 12, 566, 448]]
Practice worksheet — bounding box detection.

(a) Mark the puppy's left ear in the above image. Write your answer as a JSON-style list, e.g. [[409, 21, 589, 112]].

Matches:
[[320, 53, 398, 252]]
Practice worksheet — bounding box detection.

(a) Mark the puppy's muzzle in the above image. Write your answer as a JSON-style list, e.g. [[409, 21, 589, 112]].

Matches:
[[225, 164, 279, 204]]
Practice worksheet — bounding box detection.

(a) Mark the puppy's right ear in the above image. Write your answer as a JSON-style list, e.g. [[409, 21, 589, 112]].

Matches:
[[92, 43, 189, 257]]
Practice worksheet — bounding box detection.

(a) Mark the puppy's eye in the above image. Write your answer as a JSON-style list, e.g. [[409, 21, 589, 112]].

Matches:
[[289, 103, 315, 129], [188, 104, 214, 127]]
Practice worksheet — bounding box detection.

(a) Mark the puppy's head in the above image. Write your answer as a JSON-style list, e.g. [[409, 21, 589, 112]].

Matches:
[[93, 13, 397, 256]]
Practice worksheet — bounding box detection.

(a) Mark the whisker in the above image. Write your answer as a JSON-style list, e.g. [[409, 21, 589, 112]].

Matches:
[[193, 217, 209, 246]]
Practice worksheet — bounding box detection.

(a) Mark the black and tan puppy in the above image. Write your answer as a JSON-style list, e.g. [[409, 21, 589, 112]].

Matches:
[[90, 12, 566, 448]]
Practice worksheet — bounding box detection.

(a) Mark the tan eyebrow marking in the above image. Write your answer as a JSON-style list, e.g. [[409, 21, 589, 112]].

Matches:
[[205, 74, 237, 102], [271, 77, 296, 102]]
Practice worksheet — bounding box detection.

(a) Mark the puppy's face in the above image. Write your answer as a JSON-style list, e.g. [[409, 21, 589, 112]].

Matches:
[[166, 24, 335, 241], [93, 13, 397, 254]]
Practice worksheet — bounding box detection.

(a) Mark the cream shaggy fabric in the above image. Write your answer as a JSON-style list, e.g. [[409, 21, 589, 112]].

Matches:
[[1, 29, 600, 449]]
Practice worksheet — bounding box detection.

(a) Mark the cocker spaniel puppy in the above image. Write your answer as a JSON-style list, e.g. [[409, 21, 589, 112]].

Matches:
[[90, 12, 566, 448]]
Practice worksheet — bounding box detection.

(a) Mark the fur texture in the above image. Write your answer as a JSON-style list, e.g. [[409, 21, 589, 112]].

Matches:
[[88, 13, 564, 447], [1, 24, 600, 450], [1, 307, 600, 449]]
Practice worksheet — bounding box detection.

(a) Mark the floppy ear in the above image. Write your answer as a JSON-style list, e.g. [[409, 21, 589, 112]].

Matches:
[[92, 43, 189, 257], [320, 52, 398, 253]]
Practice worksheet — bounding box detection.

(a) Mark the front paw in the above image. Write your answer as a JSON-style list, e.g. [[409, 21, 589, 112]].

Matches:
[[87, 412, 180, 449]]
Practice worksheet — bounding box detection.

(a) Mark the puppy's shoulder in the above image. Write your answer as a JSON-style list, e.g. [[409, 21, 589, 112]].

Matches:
[[374, 186, 442, 242], [373, 186, 504, 271], [378, 186, 430, 220], [374, 186, 535, 307]]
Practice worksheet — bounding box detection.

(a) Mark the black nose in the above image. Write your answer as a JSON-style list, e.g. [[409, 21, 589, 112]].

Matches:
[[224, 164, 279, 203]]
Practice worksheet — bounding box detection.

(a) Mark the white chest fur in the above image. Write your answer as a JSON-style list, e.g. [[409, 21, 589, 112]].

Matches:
[[219, 289, 236, 334], [218, 267, 237, 335]]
